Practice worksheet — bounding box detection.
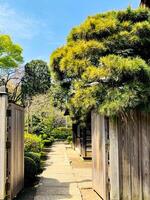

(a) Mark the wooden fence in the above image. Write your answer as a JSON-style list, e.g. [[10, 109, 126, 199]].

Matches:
[[0, 87, 24, 200], [72, 120, 92, 159], [92, 111, 150, 200], [7, 103, 24, 199]]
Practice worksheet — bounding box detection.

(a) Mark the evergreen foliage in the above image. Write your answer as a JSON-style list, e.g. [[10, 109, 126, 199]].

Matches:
[[21, 60, 51, 102], [50, 7, 150, 117]]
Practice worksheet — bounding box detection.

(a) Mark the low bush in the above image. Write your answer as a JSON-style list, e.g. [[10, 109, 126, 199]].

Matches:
[[24, 133, 44, 153], [67, 135, 73, 144], [41, 133, 51, 140], [51, 127, 72, 140], [43, 136, 55, 147], [25, 152, 41, 173], [24, 156, 37, 180], [41, 151, 47, 160]]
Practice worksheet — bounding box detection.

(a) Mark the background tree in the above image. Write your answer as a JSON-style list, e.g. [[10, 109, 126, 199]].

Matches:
[[0, 34, 23, 70], [6, 67, 24, 102], [0, 34, 23, 103], [0, 34, 23, 87], [21, 60, 51, 103], [26, 91, 67, 134], [50, 7, 150, 118]]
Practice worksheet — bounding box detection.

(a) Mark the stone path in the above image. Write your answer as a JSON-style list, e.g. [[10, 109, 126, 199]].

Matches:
[[17, 142, 100, 200], [66, 146, 100, 200], [34, 142, 82, 200]]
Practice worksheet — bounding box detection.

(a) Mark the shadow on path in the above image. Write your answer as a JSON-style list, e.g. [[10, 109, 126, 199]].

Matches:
[[15, 142, 83, 200]]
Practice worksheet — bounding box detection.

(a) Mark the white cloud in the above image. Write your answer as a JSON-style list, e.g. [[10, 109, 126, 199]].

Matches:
[[0, 3, 42, 40]]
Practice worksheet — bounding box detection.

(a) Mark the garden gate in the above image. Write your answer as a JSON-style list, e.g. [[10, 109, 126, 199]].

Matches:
[[0, 86, 24, 200]]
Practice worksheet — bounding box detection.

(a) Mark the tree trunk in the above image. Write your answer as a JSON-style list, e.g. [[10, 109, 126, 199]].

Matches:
[[140, 0, 150, 8]]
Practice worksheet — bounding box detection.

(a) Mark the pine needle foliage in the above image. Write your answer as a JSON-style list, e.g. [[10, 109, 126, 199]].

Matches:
[[50, 7, 150, 118]]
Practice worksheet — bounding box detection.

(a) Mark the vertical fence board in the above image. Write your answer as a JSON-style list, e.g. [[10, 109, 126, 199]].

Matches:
[[120, 117, 131, 200], [141, 112, 150, 200], [130, 112, 140, 200], [109, 118, 120, 200], [92, 112, 97, 192], [92, 112, 107, 199], [0, 89, 8, 200]]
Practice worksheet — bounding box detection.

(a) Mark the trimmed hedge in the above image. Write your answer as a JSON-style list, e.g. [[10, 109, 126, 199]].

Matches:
[[51, 127, 72, 140], [43, 136, 55, 147], [24, 156, 37, 180], [25, 152, 41, 173], [24, 132, 56, 183], [67, 135, 73, 144]]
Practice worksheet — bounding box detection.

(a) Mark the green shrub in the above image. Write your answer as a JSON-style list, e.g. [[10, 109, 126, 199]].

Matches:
[[67, 135, 73, 144], [24, 152, 41, 173], [43, 136, 55, 147], [51, 127, 72, 140], [41, 133, 47, 140], [24, 133, 43, 153], [41, 133, 51, 140], [41, 151, 47, 160], [24, 156, 37, 180]]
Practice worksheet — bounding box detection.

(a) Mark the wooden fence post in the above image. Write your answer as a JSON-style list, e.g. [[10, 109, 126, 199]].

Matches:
[[0, 86, 8, 200]]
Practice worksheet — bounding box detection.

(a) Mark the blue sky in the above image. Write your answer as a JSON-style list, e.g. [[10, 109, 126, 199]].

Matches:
[[0, 0, 140, 64]]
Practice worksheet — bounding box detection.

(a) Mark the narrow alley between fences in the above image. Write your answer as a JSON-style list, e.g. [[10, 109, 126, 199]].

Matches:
[[17, 142, 100, 200]]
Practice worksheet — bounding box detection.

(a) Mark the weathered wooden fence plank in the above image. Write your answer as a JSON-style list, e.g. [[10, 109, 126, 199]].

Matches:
[[92, 112, 107, 199], [141, 112, 150, 200], [130, 113, 140, 200], [109, 118, 120, 200], [0, 87, 8, 200]]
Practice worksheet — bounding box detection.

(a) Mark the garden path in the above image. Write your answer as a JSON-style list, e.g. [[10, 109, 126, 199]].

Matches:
[[17, 142, 100, 200], [34, 142, 82, 200]]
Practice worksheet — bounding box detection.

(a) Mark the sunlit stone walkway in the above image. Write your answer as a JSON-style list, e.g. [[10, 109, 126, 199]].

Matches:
[[17, 142, 100, 200], [34, 142, 82, 200]]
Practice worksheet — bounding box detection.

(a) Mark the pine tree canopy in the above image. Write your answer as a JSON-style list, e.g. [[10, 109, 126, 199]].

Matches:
[[50, 7, 150, 118]]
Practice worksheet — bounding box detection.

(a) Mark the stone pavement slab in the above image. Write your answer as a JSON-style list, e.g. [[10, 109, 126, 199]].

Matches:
[[34, 142, 82, 200], [17, 142, 101, 200], [66, 146, 101, 199]]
